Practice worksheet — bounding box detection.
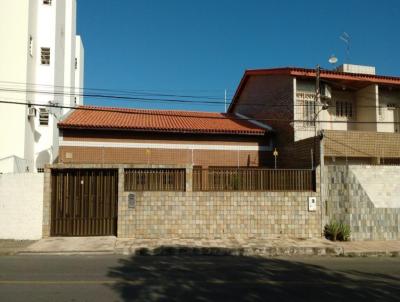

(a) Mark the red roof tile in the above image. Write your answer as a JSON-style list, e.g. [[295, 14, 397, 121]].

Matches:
[[58, 106, 267, 136]]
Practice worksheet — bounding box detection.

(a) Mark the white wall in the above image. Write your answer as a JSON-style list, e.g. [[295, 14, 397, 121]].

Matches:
[[0, 0, 83, 173], [0, 173, 44, 240], [74, 35, 84, 106], [0, 0, 30, 167]]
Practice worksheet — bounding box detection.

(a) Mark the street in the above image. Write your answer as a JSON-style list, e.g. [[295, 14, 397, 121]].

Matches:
[[0, 255, 399, 301]]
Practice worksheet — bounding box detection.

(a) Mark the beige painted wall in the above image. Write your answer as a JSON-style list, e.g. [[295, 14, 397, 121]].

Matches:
[[356, 85, 378, 132], [378, 88, 400, 133]]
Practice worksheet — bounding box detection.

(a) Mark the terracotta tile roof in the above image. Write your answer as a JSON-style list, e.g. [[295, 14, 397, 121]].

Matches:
[[58, 106, 267, 136], [229, 67, 400, 112]]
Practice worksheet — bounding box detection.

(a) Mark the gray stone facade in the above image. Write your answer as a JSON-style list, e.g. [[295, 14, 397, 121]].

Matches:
[[43, 164, 321, 240], [325, 165, 400, 240]]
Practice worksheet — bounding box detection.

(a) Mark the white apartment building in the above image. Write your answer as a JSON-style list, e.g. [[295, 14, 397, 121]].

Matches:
[[0, 0, 84, 173]]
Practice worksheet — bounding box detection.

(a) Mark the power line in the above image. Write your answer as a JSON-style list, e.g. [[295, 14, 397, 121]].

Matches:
[[0, 80, 233, 101], [2, 99, 400, 125], [0, 86, 392, 109]]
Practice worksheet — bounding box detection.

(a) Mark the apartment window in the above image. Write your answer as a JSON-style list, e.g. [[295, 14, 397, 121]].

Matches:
[[303, 100, 316, 126], [29, 36, 33, 57], [75, 58, 78, 70], [40, 48, 50, 65], [336, 101, 353, 118], [43, 0, 52, 5], [39, 108, 49, 125]]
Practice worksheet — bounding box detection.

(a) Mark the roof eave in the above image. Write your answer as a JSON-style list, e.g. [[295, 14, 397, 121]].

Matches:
[[58, 125, 266, 136]]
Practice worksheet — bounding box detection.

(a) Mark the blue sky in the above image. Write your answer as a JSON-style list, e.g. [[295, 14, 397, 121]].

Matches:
[[77, 0, 400, 112]]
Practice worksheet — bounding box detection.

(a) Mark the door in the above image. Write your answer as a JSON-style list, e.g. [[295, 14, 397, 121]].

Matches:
[[51, 169, 118, 236]]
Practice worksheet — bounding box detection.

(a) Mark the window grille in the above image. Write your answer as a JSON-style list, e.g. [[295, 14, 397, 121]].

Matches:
[[124, 169, 186, 191], [304, 100, 316, 126], [336, 101, 353, 118], [39, 108, 49, 125], [41, 48, 50, 65]]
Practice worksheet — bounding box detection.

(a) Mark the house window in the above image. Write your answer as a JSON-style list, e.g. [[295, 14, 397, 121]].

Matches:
[[304, 100, 316, 126], [39, 108, 49, 125], [43, 0, 52, 5], [336, 101, 353, 118], [29, 36, 33, 57], [40, 48, 50, 65], [37, 168, 45, 173]]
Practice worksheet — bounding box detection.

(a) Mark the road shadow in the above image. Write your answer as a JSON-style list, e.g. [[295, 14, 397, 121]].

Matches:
[[108, 246, 400, 302]]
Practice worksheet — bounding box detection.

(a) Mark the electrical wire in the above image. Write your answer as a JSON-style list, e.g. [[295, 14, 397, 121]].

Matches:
[[1, 99, 400, 125]]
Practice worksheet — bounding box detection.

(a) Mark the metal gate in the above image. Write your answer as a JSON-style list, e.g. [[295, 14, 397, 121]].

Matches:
[[51, 169, 118, 236]]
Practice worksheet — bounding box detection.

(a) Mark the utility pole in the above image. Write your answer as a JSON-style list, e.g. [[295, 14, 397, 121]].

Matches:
[[312, 65, 321, 170]]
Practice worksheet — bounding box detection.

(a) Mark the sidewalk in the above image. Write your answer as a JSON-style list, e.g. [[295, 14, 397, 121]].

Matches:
[[0, 240, 37, 255], [339, 240, 400, 257], [3, 237, 400, 257]]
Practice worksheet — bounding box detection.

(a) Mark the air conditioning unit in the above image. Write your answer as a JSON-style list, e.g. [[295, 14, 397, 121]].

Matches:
[[321, 83, 332, 100], [387, 104, 397, 110], [27, 107, 37, 118]]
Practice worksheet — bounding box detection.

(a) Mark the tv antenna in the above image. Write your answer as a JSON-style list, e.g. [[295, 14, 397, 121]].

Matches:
[[340, 32, 350, 63]]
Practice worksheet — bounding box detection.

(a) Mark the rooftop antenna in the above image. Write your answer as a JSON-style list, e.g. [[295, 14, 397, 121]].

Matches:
[[339, 32, 350, 63]]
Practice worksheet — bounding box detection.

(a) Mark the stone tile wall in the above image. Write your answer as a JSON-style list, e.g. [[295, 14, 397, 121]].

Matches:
[[118, 190, 321, 239], [325, 165, 400, 240]]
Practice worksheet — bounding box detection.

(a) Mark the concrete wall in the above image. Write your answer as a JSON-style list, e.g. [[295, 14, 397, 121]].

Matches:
[[0, 173, 44, 240], [325, 165, 400, 240]]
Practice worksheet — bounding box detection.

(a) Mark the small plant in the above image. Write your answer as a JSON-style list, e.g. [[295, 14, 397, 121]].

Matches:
[[324, 220, 351, 241], [324, 221, 340, 241], [338, 221, 351, 241]]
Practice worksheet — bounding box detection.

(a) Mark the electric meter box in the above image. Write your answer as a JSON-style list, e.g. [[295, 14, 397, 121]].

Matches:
[[308, 197, 317, 212]]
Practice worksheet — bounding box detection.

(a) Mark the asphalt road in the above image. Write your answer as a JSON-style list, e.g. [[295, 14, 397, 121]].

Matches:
[[0, 255, 399, 302]]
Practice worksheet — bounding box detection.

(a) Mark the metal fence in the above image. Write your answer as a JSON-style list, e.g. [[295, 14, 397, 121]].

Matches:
[[124, 168, 186, 191], [193, 167, 315, 192]]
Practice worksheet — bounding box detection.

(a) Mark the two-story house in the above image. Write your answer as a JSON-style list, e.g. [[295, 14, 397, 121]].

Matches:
[[229, 64, 400, 168]]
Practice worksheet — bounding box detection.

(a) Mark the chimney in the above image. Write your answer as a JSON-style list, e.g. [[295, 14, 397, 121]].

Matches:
[[336, 64, 376, 75]]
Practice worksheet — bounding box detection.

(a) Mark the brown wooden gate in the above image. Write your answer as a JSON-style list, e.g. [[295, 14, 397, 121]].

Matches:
[[51, 169, 118, 236]]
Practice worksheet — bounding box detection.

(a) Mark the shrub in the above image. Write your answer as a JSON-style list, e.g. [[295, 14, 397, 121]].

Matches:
[[324, 220, 351, 241], [324, 221, 340, 241], [338, 222, 351, 241]]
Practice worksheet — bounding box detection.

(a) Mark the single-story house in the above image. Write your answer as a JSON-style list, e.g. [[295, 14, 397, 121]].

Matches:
[[57, 106, 272, 167]]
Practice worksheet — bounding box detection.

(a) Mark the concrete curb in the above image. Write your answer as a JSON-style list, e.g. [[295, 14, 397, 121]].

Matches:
[[115, 245, 345, 257], [17, 250, 115, 256], [342, 251, 400, 257]]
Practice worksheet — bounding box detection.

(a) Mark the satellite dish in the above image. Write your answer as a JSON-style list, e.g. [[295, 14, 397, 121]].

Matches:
[[329, 55, 338, 65]]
